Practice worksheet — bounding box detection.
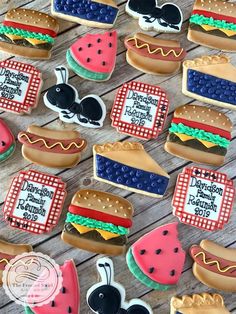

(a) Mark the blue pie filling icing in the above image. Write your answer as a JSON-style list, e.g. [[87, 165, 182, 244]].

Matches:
[[95, 155, 169, 195], [187, 69, 236, 106], [54, 0, 118, 24]]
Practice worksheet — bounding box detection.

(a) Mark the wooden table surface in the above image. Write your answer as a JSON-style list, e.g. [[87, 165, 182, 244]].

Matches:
[[0, 0, 235, 313]]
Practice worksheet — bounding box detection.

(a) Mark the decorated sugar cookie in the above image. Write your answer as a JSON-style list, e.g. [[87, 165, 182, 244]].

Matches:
[[0, 60, 42, 115], [67, 31, 117, 82], [18, 125, 87, 168], [111, 81, 169, 139], [126, 222, 186, 290], [0, 8, 59, 59], [172, 167, 235, 231], [87, 257, 153, 314], [126, 0, 183, 33], [190, 240, 236, 292], [61, 189, 133, 256], [3, 170, 67, 234], [44, 66, 106, 128], [164, 104, 233, 166], [170, 293, 230, 314], [0, 119, 15, 163], [51, 0, 119, 28], [93, 142, 170, 198]]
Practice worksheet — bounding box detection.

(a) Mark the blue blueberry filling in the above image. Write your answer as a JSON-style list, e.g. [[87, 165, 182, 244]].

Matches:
[[95, 155, 169, 195], [54, 0, 118, 24], [187, 69, 236, 106]]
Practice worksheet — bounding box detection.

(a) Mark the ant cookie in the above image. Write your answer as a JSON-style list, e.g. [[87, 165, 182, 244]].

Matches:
[[51, 0, 119, 28], [190, 239, 236, 292], [0, 8, 59, 59], [18, 125, 87, 168], [87, 257, 153, 314], [111, 81, 169, 139], [67, 31, 117, 82], [164, 104, 232, 166], [0, 239, 32, 286], [93, 142, 169, 198], [188, 0, 236, 52], [44, 66, 106, 128], [170, 293, 230, 314], [0, 60, 43, 115], [0, 119, 15, 163], [25, 260, 80, 314], [126, 0, 183, 33], [126, 222, 186, 290], [172, 167, 235, 231], [3, 170, 67, 234], [182, 55, 236, 110], [61, 189, 133, 256], [125, 33, 186, 75]]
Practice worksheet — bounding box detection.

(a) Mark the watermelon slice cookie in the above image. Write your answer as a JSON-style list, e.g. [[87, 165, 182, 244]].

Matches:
[[67, 31, 117, 82], [126, 222, 186, 290], [0, 118, 15, 163], [25, 260, 80, 314]]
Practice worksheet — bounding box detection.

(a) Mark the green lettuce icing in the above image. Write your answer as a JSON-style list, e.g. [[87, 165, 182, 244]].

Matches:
[[66, 212, 128, 235], [190, 14, 236, 31], [169, 123, 230, 148], [0, 25, 54, 43], [24, 307, 35, 314], [0, 144, 15, 162], [126, 248, 171, 291]]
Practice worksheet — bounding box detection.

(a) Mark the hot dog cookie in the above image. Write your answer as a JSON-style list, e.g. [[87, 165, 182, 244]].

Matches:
[[124, 33, 186, 75], [190, 239, 236, 292], [18, 125, 87, 168], [93, 142, 169, 198], [0, 119, 15, 163], [170, 293, 230, 314], [0, 8, 59, 59], [182, 55, 236, 110]]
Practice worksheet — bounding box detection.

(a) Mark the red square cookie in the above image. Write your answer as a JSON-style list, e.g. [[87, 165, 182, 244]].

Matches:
[[172, 167, 235, 231], [3, 170, 67, 234], [111, 81, 169, 139]]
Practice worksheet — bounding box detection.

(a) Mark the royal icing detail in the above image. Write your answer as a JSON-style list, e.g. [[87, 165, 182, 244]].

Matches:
[[67, 31, 117, 81], [126, 0, 183, 33], [3, 170, 67, 234], [126, 222, 186, 290], [0, 60, 42, 114], [111, 81, 169, 140], [87, 257, 153, 314], [0, 119, 15, 163], [172, 167, 235, 231], [44, 66, 106, 128]]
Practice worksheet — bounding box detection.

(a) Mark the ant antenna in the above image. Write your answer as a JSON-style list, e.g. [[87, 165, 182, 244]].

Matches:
[[98, 263, 109, 285], [61, 67, 67, 83], [105, 262, 112, 285]]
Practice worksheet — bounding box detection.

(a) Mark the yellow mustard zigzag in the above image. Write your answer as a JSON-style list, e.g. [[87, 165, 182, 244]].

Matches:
[[195, 251, 236, 273], [20, 133, 85, 151], [127, 37, 184, 57]]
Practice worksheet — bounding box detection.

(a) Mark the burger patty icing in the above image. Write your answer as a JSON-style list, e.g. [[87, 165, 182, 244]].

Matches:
[[189, 23, 236, 39]]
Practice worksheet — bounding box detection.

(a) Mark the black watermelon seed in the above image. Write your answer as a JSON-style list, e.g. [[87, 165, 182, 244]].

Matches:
[[51, 300, 55, 307], [149, 267, 154, 273], [170, 270, 175, 276], [102, 61, 106, 66], [62, 286, 66, 293], [88, 43, 92, 47], [109, 42, 112, 47], [78, 47, 82, 51], [68, 306, 72, 313], [140, 249, 146, 255], [1, 141, 5, 146], [109, 32, 113, 36], [174, 247, 179, 253], [87, 58, 91, 62], [97, 38, 101, 43], [156, 249, 162, 254], [163, 230, 168, 236], [97, 49, 102, 54]]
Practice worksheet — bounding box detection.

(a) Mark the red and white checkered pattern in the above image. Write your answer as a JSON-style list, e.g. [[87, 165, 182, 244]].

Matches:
[[3, 170, 67, 234], [172, 167, 235, 231], [111, 81, 169, 140], [0, 60, 42, 114]]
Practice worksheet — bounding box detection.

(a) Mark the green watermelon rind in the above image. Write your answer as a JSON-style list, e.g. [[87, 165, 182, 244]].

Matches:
[[0, 143, 15, 163], [126, 248, 172, 291], [24, 306, 34, 314], [66, 50, 110, 82]]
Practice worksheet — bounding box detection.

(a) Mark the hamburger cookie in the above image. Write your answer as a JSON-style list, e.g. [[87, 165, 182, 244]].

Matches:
[[0, 8, 59, 59], [164, 104, 232, 166], [61, 189, 133, 256]]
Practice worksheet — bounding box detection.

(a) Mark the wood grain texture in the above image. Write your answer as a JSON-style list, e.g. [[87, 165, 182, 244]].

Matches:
[[0, 0, 235, 313]]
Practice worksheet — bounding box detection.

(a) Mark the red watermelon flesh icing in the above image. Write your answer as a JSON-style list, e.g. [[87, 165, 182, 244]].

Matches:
[[31, 260, 80, 314], [132, 222, 185, 285], [70, 31, 117, 74], [0, 119, 14, 153]]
